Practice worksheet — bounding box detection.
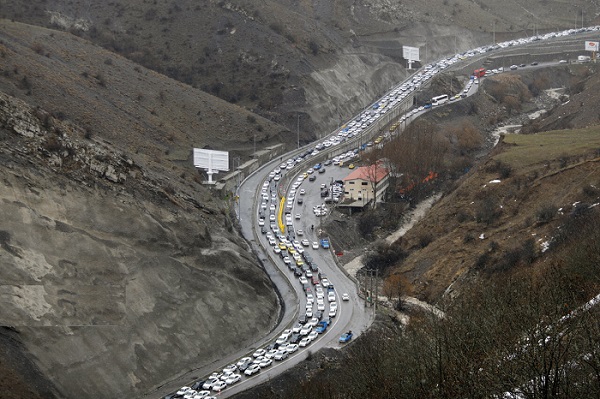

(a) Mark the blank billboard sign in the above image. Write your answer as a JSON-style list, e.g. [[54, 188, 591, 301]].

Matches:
[[402, 46, 420, 61], [193, 148, 229, 183]]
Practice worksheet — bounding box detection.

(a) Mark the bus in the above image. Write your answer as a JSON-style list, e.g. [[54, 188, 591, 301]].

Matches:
[[431, 94, 449, 106]]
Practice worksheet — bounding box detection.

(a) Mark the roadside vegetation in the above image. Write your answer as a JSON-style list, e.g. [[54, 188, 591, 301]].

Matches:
[[239, 207, 600, 399]]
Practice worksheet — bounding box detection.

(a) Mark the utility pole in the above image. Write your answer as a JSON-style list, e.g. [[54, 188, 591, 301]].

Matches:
[[374, 269, 378, 310], [369, 270, 374, 308], [296, 113, 300, 149], [253, 134, 256, 157], [493, 20, 496, 44]]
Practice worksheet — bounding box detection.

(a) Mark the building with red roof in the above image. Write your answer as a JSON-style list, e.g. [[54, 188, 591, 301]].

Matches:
[[342, 163, 389, 207]]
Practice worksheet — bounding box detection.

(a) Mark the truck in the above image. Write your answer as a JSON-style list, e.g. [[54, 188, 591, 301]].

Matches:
[[473, 68, 486, 78], [578, 55, 591, 63], [320, 238, 330, 249], [339, 331, 353, 343]]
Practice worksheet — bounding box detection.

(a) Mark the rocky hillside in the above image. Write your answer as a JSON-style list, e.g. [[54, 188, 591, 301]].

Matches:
[[2, 0, 597, 138], [0, 21, 282, 399], [386, 67, 600, 303]]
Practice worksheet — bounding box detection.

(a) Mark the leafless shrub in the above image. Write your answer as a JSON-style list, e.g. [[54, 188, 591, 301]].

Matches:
[[535, 203, 556, 224]]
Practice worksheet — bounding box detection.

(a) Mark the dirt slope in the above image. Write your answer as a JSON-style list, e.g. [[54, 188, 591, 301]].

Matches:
[[3, 0, 597, 136], [391, 126, 600, 302], [0, 22, 282, 399]]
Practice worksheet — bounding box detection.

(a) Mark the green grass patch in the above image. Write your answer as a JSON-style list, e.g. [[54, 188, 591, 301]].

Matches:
[[496, 127, 600, 170]]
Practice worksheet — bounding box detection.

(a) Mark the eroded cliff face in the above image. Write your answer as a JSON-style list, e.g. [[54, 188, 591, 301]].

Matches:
[[0, 92, 279, 398]]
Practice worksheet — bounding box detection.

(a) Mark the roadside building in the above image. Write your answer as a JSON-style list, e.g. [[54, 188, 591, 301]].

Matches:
[[342, 163, 389, 208]]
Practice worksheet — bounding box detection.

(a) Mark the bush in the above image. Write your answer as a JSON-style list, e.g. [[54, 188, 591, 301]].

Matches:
[[418, 233, 433, 248], [463, 231, 475, 243], [363, 241, 407, 273], [456, 210, 471, 223], [43, 135, 62, 152], [582, 184, 599, 198], [308, 40, 319, 55], [535, 203, 556, 224], [358, 211, 378, 238], [487, 160, 512, 178], [269, 22, 283, 34], [476, 197, 501, 225]]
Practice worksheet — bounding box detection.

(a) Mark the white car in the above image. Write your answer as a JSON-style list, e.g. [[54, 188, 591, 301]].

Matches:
[[299, 337, 312, 347], [212, 380, 227, 392], [253, 355, 266, 365], [342, 293, 350, 301], [328, 292, 336, 302], [300, 325, 312, 335], [312, 242, 319, 249], [258, 218, 265, 226], [220, 371, 234, 381], [225, 373, 241, 385], [285, 343, 299, 353], [295, 213, 301, 220], [244, 364, 261, 376], [208, 372, 222, 381], [258, 358, 273, 368], [252, 349, 266, 358], [297, 229, 304, 236], [307, 317, 320, 327], [202, 379, 218, 390], [236, 357, 252, 368], [273, 350, 288, 361], [183, 391, 197, 399], [308, 331, 319, 341], [301, 239, 310, 246], [276, 335, 288, 345]]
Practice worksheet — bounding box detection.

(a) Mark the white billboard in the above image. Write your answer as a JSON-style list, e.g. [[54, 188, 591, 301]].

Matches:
[[193, 148, 229, 184], [585, 41, 599, 51], [402, 45, 420, 61]]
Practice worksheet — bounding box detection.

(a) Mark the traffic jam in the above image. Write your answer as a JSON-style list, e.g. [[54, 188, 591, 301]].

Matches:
[[164, 25, 600, 399]]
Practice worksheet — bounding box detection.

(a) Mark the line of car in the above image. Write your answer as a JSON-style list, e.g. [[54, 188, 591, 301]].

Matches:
[[165, 25, 600, 399]]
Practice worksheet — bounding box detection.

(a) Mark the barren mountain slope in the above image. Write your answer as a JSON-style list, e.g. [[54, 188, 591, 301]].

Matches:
[[0, 23, 282, 399], [0, 20, 290, 161], [3, 0, 596, 137]]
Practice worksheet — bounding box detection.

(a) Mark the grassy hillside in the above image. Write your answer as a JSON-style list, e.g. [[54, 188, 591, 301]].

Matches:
[[393, 126, 600, 302]]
